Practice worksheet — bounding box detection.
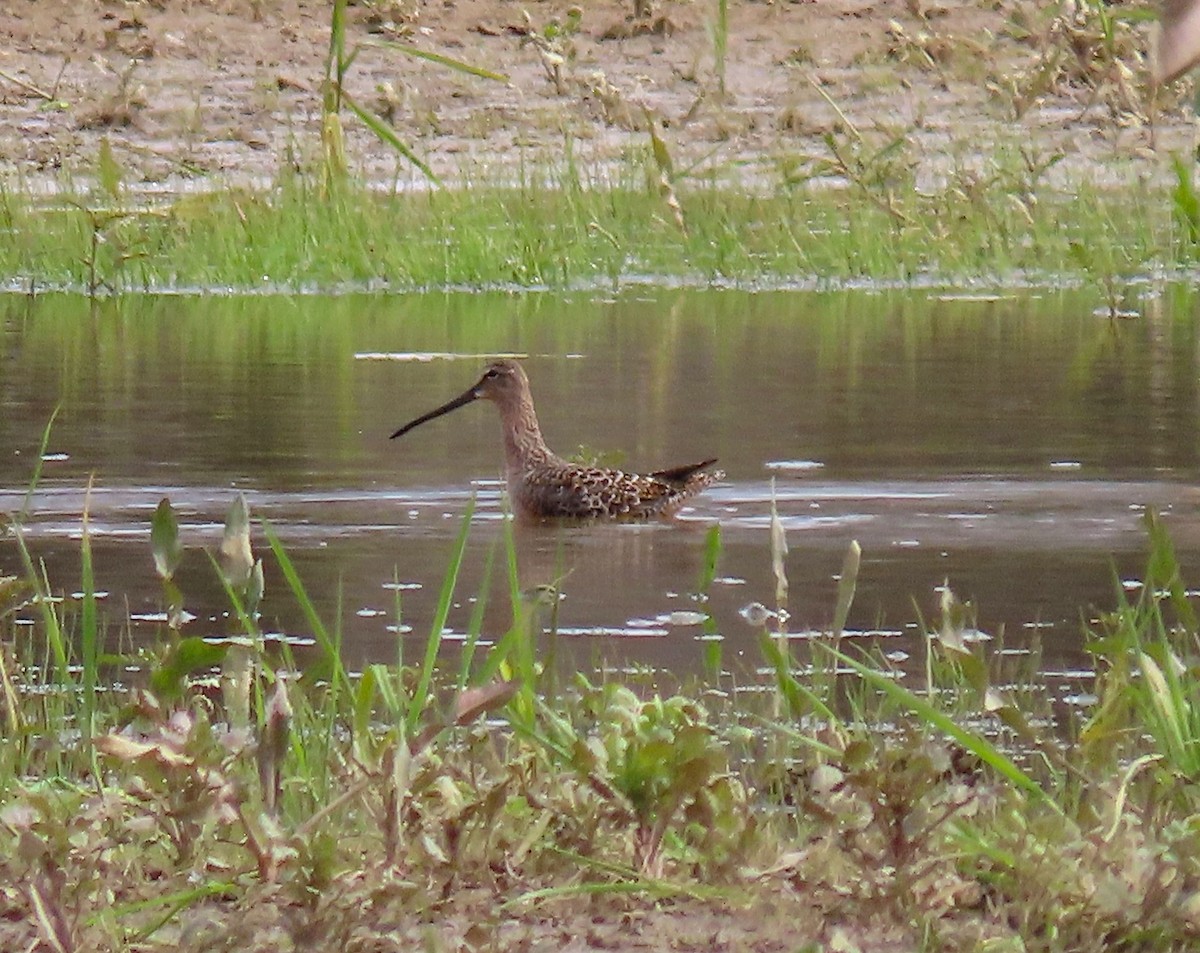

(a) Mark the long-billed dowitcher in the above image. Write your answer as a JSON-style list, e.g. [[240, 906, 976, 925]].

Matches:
[[1159, 0, 1200, 82], [390, 359, 722, 519]]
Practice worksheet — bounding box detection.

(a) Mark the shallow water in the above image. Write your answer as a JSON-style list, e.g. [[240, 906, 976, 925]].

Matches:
[[2, 286, 1199, 682]]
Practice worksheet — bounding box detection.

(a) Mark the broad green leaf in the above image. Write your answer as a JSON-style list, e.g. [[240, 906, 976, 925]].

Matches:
[[149, 637, 228, 701], [832, 540, 860, 637], [219, 493, 253, 588], [245, 558, 265, 615], [151, 498, 182, 581]]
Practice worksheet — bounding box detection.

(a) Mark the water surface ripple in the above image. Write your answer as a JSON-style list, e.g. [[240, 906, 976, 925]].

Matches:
[[2, 286, 1198, 680]]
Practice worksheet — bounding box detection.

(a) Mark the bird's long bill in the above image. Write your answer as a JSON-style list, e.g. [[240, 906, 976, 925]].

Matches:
[[390, 386, 479, 440]]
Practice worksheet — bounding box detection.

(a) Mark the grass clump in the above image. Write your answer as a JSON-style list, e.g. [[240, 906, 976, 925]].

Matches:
[[0, 128, 1196, 296], [7, 463, 1200, 948]]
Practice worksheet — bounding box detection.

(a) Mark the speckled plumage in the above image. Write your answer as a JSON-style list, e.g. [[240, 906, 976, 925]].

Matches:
[[391, 359, 722, 520]]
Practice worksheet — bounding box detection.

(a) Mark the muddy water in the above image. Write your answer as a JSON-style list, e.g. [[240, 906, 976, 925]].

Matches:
[[2, 286, 1200, 682]]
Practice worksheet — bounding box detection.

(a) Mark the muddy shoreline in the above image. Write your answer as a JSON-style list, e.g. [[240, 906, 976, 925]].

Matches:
[[0, 1, 1193, 194]]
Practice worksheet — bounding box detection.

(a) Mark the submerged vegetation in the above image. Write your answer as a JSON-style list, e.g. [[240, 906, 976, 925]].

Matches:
[[4, 472, 1200, 950]]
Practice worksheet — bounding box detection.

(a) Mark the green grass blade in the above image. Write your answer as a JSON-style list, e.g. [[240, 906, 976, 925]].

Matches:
[[19, 405, 60, 523], [820, 643, 1063, 813], [391, 567, 405, 673], [325, 0, 348, 111], [341, 89, 440, 185], [1143, 509, 1197, 633], [263, 521, 351, 700], [457, 534, 496, 693], [1138, 650, 1198, 773], [699, 524, 721, 591], [760, 633, 836, 722], [405, 498, 475, 735], [477, 512, 525, 686], [80, 480, 98, 742], [749, 714, 842, 759], [369, 39, 509, 82], [13, 529, 70, 683]]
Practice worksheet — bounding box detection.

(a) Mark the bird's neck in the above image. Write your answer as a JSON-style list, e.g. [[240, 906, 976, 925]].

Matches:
[[498, 394, 553, 471]]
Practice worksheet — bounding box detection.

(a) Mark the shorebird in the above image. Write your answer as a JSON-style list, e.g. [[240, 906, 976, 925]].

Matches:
[[1159, 0, 1200, 83], [390, 359, 722, 520]]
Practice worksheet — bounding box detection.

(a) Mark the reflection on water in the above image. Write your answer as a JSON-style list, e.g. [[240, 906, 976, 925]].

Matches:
[[2, 286, 1199, 682]]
